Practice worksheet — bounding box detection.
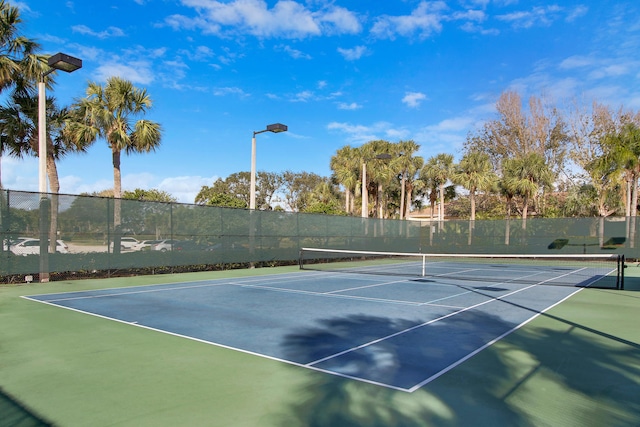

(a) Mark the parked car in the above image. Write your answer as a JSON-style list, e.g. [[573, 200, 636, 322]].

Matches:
[[2, 236, 29, 251], [109, 236, 140, 251], [148, 239, 206, 252], [10, 238, 68, 256], [173, 240, 205, 251], [133, 240, 161, 251], [151, 239, 181, 252]]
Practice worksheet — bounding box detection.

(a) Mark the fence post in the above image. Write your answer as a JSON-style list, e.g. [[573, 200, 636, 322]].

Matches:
[[38, 196, 50, 283]]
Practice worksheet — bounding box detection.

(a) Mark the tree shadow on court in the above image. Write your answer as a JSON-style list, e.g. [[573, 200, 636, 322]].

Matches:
[[274, 307, 640, 426], [0, 387, 55, 426]]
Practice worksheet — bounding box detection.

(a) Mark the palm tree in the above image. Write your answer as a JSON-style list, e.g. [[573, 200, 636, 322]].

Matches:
[[357, 142, 375, 217], [404, 156, 424, 217], [392, 140, 421, 219], [69, 77, 162, 253], [364, 140, 394, 218], [585, 150, 624, 217], [0, 94, 80, 193], [330, 145, 360, 214], [452, 151, 497, 220], [0, 0, 46, 95], [600, 123, 640, 217], [0, 0, 50, 188], [422, 153, 454, 221], [0, 92, 90, 251], [502, 152, 553, 220]]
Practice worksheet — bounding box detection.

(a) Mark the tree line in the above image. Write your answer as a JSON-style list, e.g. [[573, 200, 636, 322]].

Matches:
[[332, 91, 640, 221], [199, 90, 640, 222]]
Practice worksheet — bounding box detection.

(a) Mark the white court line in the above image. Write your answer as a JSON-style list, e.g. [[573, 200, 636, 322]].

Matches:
[[22, 265, 607, 393], [418, 268, 552, 305], [26, 270, 335, 302], [406, 286, 585, 392], [21, 294, 413, 393], [305, 282, 543, 367], [234, 282, 426, 306], [27, 270, 437, 308], [305, 265, 588, 369]]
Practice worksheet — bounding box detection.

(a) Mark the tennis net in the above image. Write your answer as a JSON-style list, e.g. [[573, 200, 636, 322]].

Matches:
[[299, 248, 625, 289]]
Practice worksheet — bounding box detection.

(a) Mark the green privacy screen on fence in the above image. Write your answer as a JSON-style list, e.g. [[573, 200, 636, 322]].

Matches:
[[0, 190, 636, 282]]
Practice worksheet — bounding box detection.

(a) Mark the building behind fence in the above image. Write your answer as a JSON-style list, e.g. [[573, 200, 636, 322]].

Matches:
[[0, 190, 636, 282]]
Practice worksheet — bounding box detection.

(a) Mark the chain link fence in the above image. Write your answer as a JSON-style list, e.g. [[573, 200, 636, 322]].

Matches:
[[0, 189, 636, 283]]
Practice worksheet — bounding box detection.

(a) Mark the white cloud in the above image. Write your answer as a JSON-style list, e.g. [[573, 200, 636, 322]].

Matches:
[[566, 5, 588, 22], [68, 178, 115, 196], [414, 118, 471, 156], [412, 115, 478, 157], [628, 94, 640, 109], [583, 84, 625, 105], [451, 9, 485, 22], [547, 77, 581, 100], [10, 1, 31, 13], [1, 156, 37, 191], [94, 62, 155, 85], [170, 0, 361, 39], [157, 176, 217, 203], [371, 1, 446, 39], [121, 172, 157, 190], [327, 121, 408, 144], [72, 45, 103, 62], [195, 45, 215, 58], [428, 116, 476, 132], [212, 86, 249, 97], [402, 92, 427, 108], [496, 5, 563, 29], [337, 102, 361, 110], [292, 90, 314, 102], [559, 55, 593, 69], [276, 44, 312, 59], [337, 45, 368, 61], [318, 5, 362, 34], [15, 166, 217, 203], [385, 128, 411, 140], [459, 22, 499, 35], [590, 64, 631, 79], [72, 24, 125, 39]]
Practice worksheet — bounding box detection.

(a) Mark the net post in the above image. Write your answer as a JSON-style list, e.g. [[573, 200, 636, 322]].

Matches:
[[615, 254, 620, 290], [422, 254, 426, 277], [620, 254, 625, 290], [617, 255, 620, 290], [298, 248, 303, 270]]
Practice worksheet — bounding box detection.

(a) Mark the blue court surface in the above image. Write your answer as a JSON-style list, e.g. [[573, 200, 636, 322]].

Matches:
[[24, 269, 590, 392]]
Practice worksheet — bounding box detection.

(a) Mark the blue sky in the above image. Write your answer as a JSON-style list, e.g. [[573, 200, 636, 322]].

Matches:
[[2, 0, 639, 203]]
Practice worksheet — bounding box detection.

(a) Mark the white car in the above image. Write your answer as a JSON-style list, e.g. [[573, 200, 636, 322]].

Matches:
[[110, 237, 140, 251], [10, 238, 69, 255], [3, 237, 29, 251], [133, 240, 161, 251], [151, 239, 180, 252]]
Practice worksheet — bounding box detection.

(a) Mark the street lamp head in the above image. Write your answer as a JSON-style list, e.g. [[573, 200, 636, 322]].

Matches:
[[47, 52, 82, 73], [266, 123, 287, 133], [375, 153, 392, 160]]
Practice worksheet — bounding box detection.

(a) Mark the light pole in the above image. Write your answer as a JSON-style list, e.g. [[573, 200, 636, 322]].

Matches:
[[38, 52, 82, 283], [361, 153, 392, 218], [39, 53, 82, 195], [250, 123, 287, 210]]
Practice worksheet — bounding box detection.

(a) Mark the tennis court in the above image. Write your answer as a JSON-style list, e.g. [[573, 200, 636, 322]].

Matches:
[[2, 261, 640, 426], [23, 252, 625, 392]]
